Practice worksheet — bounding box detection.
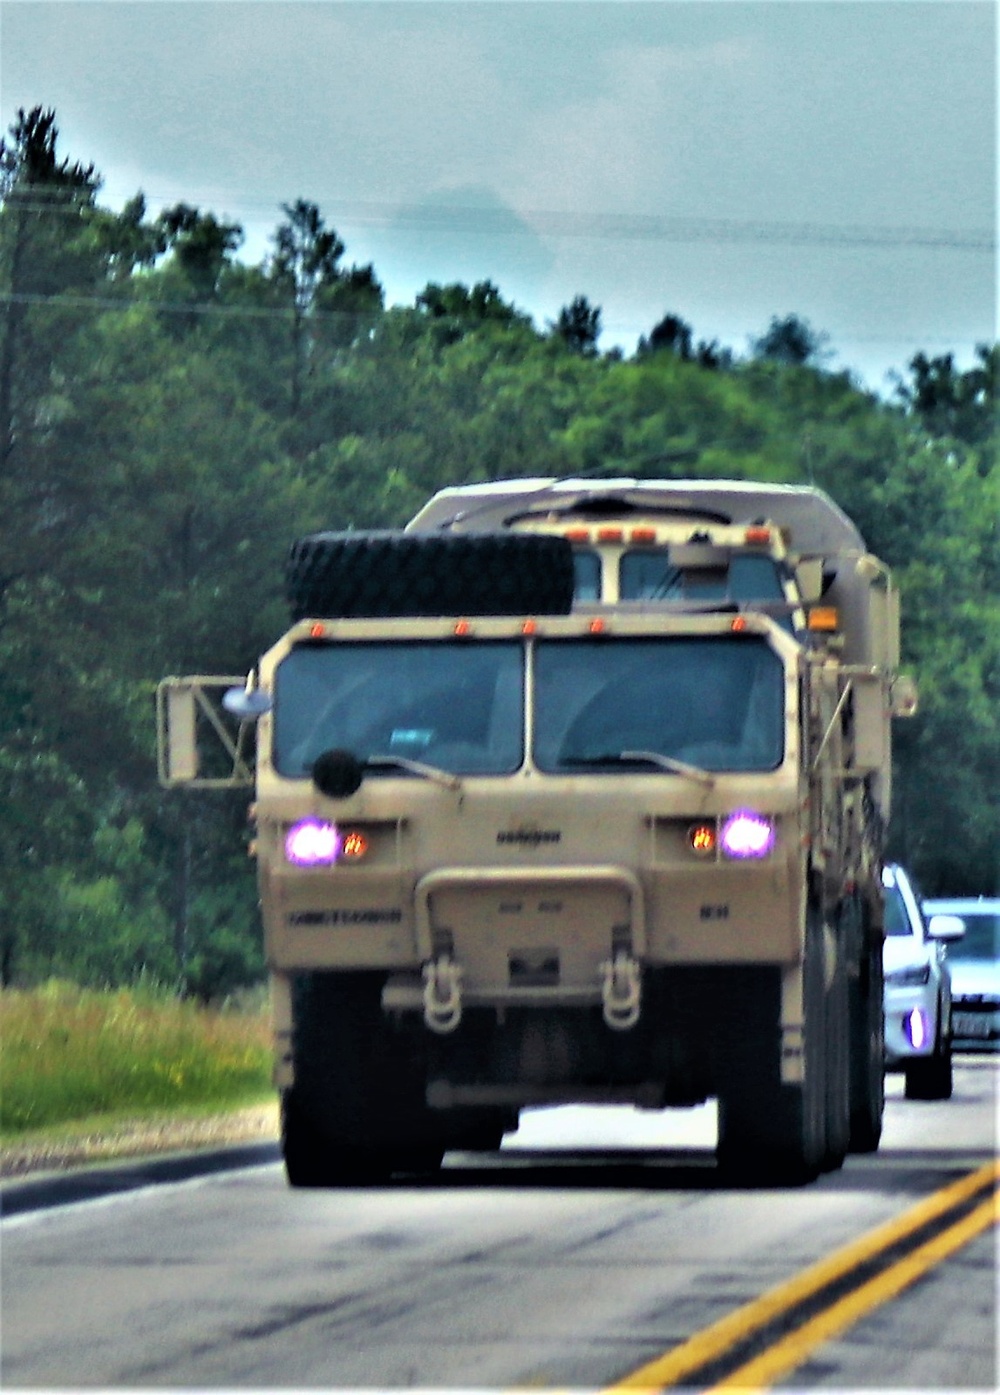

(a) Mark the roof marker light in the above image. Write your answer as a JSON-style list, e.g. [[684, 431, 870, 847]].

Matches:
[[309, 623, 326, 639], [522, 618, 538, 635], [630, 527, 657, 543], [745, 526, 772, 545], [589, 617, 607, 634], [597, 527, 623, 543], [565, 528, 590, 542], [454, 619, 472, 636]]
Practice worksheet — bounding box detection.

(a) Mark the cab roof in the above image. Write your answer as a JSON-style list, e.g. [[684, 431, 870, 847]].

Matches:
[[406, 478, 866, 557]]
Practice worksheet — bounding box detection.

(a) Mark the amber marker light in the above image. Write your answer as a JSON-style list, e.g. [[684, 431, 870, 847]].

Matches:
[[454, 619, 472, 636], [341, 830, 370, 861], [630, 527, 657, 543], [309, 623, 325, 638], [744, 526, 771, 545], [565, 528, 590, 542], [731, 616, 749, 632], [522, 618, 538, 635], [689, 823, 716, 855], [588, 617, 607, 634], [597, 527, 623, 542], [807, 606, 839, 632]]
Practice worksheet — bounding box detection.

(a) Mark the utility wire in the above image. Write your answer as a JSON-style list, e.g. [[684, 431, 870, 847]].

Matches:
[[2, 191, 994, 252]]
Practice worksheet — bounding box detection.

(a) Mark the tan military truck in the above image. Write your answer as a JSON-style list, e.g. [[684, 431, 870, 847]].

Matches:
[[158, 478, 916, 1185]]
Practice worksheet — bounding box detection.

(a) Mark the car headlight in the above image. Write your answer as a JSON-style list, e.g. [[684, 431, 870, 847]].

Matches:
[[885, 962, 931, 987]]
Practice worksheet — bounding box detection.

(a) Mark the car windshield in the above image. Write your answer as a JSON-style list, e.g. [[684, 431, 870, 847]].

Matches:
[[938, 912, 1000, 961], [273, 641, 524, 776], [883, 883, 915, 937], [533, 635, 784, 773]]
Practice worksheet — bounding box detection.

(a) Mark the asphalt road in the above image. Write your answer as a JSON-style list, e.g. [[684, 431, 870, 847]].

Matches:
[[2, 1059, 996, 1391]]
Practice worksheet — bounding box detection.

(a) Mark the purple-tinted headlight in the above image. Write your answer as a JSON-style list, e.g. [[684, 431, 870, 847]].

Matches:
[[906, 1006, 930, 1051], [285, 818, 341, 867], [720, 810, 775, 860]]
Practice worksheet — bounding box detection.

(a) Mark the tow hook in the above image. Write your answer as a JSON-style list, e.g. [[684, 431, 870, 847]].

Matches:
[[422, 955, 463, 1034], [600, 951, 642, 1030]]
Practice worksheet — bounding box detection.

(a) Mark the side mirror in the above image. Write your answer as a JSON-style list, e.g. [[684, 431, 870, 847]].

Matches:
[[927, 913, 965, 942], [223, 686, 272, 720]]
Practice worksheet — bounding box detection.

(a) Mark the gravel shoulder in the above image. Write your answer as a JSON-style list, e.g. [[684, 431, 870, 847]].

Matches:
[[1, 1101, 280, 1180]]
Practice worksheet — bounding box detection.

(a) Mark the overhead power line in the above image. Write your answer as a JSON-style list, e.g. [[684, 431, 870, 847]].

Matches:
[[3, 190, 994, 252]]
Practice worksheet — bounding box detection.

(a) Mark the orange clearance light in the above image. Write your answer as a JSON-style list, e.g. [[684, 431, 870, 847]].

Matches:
[[341, 830, 369, 861], [565, 528, 590, 542], [588, 617, 607, 634], [807, 606, 839, 632], [731, 616, 749, 632], [689, 823, 716, 856], [745, 526, 772, 545], [522, 618, 538, 635], [454, 619, 472, 636], [309, 623, 325, 639], [597, 527, 623, 543], [630, 527, 657, 543]]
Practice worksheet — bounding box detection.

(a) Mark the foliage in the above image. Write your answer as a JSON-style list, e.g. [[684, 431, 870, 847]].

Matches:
[[0, 107, 996, 996], [0, 981, 271, 1133]]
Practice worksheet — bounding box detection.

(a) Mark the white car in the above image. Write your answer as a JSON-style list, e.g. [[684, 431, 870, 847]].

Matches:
[[923, 898, 1000, 1053], [882, 864, 959, 1099]]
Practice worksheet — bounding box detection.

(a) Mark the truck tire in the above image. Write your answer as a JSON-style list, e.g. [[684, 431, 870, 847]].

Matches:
[[822, 929, 851, 1171], [904, 1004, 953, 1101], [717, 906, 828, 1185], [283, 971, 446, 1187], [848, 933, 884, 1152], [285, 531, 575, 621]]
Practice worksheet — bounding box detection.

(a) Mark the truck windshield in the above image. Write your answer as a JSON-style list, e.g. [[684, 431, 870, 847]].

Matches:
[[619, 551, 786, 603], [273, 641, 524, 777], [533, 636, 784, 773]]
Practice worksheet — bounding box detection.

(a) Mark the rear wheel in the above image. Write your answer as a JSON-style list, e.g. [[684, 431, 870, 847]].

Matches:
[[848, 929, 884, 1152]]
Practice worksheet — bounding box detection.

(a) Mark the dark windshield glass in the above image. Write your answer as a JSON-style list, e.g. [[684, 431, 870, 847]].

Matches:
[[942, 913, 1000, 961], [883, 884, 914, 937], [619, 551, 786, 603], [532, 636, 784, 773], [273, 642, 524, 777], [573, 551, 601, 601]]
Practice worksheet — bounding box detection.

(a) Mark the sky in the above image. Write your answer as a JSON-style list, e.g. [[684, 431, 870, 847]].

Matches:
[[1, 0, 996, 391]]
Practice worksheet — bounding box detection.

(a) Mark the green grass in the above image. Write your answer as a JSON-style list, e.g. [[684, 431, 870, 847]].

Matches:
[[0, 981, 273, 1138]]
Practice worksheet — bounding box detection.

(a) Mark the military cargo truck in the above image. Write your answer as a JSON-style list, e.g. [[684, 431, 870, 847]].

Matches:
[[158, 478, 916, 1185]]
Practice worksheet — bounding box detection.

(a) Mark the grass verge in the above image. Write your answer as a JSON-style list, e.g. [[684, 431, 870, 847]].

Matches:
[[1, 980, 274, 1140]]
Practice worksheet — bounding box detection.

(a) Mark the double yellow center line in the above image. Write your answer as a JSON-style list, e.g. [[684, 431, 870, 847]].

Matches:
[[603, 1160, 999, 1393]]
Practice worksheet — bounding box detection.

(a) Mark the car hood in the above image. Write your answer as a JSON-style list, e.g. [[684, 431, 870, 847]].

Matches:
[[948, 961, 1000, 1000], [883, 938, 931, 972]]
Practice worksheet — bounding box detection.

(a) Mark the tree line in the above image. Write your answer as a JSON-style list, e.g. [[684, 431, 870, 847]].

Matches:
[[1, 107, 996, 996]]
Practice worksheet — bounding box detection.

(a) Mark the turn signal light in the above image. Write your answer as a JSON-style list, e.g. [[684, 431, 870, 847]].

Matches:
[[341, 830, 370, 860], [688, 823, 716, 856], [807, 606, 839, 632]]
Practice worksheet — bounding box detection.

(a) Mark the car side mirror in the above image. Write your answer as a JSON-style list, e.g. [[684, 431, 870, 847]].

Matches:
[[927, 913, 965, 941]]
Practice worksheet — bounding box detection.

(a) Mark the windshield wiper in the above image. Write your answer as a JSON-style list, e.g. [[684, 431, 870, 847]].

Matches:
[[561, 749, 715, 788], [365, 754, 463, 791]]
